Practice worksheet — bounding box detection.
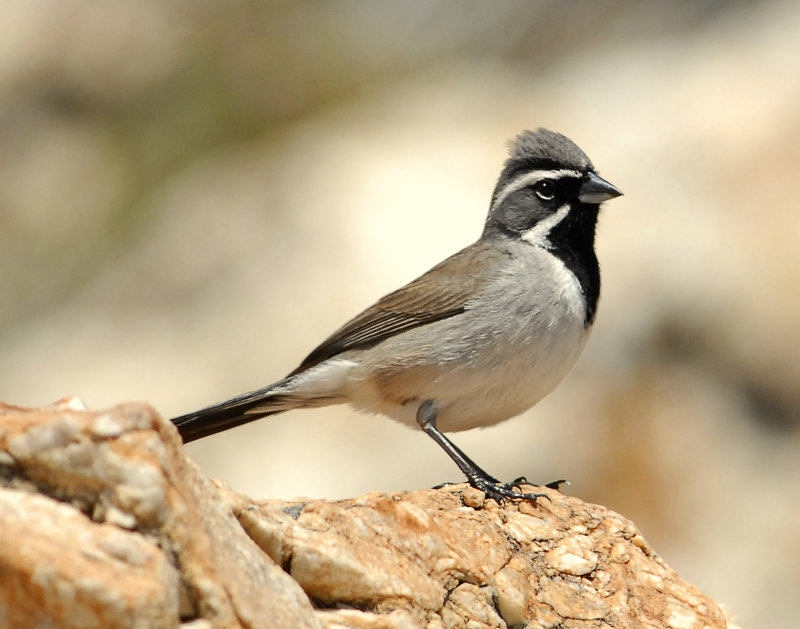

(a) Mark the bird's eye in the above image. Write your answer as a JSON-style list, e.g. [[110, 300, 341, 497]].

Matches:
[[533, 180, 556, 201]]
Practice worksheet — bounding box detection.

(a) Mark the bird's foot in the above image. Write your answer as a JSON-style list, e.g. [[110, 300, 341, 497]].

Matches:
[[468, 474, 548, 504], [433, 471, 500, 491], [435, 476, 567, 503], [510, 476, 569, 491]]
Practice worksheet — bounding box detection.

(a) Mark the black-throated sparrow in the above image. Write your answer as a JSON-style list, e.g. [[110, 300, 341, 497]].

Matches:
[[172, 128, 622, 501]]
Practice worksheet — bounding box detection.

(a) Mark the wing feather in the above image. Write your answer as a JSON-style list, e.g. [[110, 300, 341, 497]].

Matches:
[[289, 242, 505, 375]]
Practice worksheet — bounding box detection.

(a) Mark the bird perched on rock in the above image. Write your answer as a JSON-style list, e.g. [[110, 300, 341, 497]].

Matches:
[[172, 128, 622, 502]]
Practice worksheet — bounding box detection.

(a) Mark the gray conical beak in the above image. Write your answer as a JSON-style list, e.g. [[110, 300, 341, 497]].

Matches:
[[579, 172, 622, 204]]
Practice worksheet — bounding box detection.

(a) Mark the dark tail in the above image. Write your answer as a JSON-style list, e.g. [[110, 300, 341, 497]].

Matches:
[[172, 380, 298, 444]]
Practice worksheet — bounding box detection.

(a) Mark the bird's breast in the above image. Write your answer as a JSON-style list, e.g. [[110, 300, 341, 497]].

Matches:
[[348, 246, 594, 432]]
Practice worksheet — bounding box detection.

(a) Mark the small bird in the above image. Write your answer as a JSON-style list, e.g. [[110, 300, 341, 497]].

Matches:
[[172, 128, 622, 502]]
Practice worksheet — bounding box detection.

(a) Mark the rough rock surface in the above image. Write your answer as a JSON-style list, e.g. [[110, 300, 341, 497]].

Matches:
[[0, 398, 319, 629], [0, 401, 738, 629]]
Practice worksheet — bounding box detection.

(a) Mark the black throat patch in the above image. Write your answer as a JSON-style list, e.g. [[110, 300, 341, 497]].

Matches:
[[544, 203, 600, 326]]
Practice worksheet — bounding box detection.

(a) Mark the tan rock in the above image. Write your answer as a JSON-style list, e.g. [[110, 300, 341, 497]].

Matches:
[[0, 399, 320, 629], [0, 487, 178, 629], [0, 400, 737, 628], [544, 535, 598, 575]]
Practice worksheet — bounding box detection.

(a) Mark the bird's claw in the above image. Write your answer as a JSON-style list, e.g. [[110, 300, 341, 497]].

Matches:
[[508, 476, 568, 491], [435, 474, 567, 504], [469, 476, 548, 504]]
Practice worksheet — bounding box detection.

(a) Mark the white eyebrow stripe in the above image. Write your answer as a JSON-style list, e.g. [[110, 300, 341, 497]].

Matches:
[[491, 168, 583, 211], [520, 203, 571, 248]]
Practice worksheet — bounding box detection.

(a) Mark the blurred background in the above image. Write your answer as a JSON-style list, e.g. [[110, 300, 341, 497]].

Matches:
[[1, 1, 798, 626]]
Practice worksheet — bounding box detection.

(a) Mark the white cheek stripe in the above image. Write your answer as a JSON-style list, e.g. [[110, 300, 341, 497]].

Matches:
[[491, 168, 582, 211], [521, 203, 571, 248]]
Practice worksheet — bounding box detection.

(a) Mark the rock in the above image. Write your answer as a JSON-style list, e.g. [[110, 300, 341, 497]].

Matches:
[[234, 491, 733, 629], [0, 488, 179, 629], [0, 400, 739, 629], [0, 398, 320, 629]]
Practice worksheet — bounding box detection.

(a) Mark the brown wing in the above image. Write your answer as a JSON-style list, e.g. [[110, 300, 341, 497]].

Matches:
[[289, 241, 504, 375]]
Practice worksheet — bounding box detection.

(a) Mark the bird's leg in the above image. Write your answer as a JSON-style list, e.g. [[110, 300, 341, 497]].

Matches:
[[415, 400, 547, 503]]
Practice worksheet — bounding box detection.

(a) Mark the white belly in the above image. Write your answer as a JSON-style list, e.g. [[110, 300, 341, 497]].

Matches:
[[346, 246, 592, 432]]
